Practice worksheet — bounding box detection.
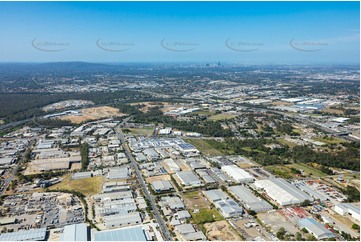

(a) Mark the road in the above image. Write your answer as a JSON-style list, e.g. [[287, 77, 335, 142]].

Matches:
[[0, 147, 31, 195], [115, 122, 173, 241]]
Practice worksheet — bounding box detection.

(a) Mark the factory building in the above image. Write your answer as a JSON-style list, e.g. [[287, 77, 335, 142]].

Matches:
[[151, 180, 174, 193], [254, 178, 314, 206], [221, 165, 254, 183], [203, 189, 243, 218], [93, 225, 148, 241], [334, 203, 360, 222], [0, 228, 47, 241], [175, 171, 202, 187], [59, 223, 88, 241], [298, 218, 335, 240], [229, 185, 273, 212]]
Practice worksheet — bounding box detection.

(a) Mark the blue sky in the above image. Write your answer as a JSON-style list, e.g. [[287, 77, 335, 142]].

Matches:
[[0, 1, 359, 64]]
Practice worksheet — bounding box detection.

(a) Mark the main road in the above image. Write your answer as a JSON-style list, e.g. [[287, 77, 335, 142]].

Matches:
[[115, 124, 173, 241]]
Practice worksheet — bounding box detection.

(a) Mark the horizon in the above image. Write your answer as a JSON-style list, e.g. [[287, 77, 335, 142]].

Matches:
[[0, 1, 359, 64]]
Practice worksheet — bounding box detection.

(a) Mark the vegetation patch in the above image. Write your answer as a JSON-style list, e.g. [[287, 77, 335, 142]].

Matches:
[[50, 174, 103, 196]]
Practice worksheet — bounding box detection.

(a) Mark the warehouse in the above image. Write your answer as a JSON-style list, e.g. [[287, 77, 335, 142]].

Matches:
[[254, 178, 314, 206], [203, 189, 228, 202], [151, 180, 174, 193], [163, 158, 180, 173], [161, 196, 185, 211], [174, 171, 202, 187], [29, 156, 81, 172], [0, 157, 15, 167], [221, 165, 254, 183], [143, 148, 159, 161], [93, 225, 148, 241], [72, 171, 93, 180], [293, 181, 328, 202], [104, 212, 142, 229], [134, 153, 147, 162], [203, 189, 243, 218], [59, 223, 88, 241], [298, 218, 335, 240], [195, 169, 216, 184], [93, 191, 133, 202], [214, 199, 243, 218], [334, 203, 360, 222], [107, 166, 130, 180], [229, 185, 273, 212], [176, 143, 200, 156], [0, 228, 47, 241]]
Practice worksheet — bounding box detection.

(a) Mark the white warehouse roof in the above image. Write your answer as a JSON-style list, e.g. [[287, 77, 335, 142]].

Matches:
[[254, 178, 314, 206], [221, 165, 254, 183], [229, 185, 273, 212]]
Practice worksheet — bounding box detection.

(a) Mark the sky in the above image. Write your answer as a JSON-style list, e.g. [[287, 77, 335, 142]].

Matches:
[[0, 1, 359, 64]]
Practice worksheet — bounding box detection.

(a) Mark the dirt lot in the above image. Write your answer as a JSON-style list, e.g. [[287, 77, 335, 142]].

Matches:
[[204, 221, 242, 241], [129, 102, 178, 113], [181, 191, 211, 210], [59, 106, 125, 124], [145, 174, 171, 183], [258, 211, 301, 235]]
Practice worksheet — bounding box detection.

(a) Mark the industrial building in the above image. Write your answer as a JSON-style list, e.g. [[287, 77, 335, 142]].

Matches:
[[229, 185, 273, 212], [174, 171, 202, 187], [298, 218, 335, 240], [254, 178, 314, 206], [104, 212, 142, 229], [203, 189, 228, 202], [151, 180, 174, 193], [160, 196, 185, 211], [334, 203, 360, 222], [221, 165, 254, 183], [175, 224, 207, 241], [203, 189, 243, 218], [0, 228, 47, 241], [93, 225, 148, 241], [143, 148, 159, 161], [59, 223, 88, 241]]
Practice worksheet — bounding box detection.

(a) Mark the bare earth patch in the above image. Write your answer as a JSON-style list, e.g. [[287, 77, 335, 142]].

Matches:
[[204, 221, 242, 241], [59, 106, 125, 124], [145, 174, 171, 183]]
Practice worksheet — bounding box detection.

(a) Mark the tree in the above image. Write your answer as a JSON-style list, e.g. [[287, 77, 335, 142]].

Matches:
[[296, 232, 303, 241], [301, 199, 312, 207], [352, 224, 360, 231], [276, 227, 287, 240]]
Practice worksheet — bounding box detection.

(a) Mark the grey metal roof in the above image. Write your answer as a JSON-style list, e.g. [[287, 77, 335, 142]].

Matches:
[[60, 223, 88, 241], [0, 228, 47, 241], [298, 218, 335, 240], [93, 226, 147, 241], [229, 185, 273, 212]]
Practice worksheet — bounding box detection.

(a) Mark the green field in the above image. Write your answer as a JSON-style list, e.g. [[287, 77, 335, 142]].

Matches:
[[184, 138, 232, 156], [50, 175, 103, 196], [208, 113, 237, 121], [124, 127, 154, 136], [277, 138, 297, 148], [192, 110, 215, 116], [190, 208, 224, 224], [265, 165, 293, 179], [313, 136, 345, 145], [287, 163, 327, 178]]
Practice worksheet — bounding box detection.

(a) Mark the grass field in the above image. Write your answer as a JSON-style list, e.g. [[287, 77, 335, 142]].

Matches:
[[208, 113, 237, 121], [192, 110, 214, 116], [125, 127, 154, 136], [50, 174, 103, 196], [287, 163, 327, 178], [191, 208, 224, 224], [313, 136, 345, 145], [184, 138, 230, 156], [265, 165, 293, 179], [277, 138, 297, 148]]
